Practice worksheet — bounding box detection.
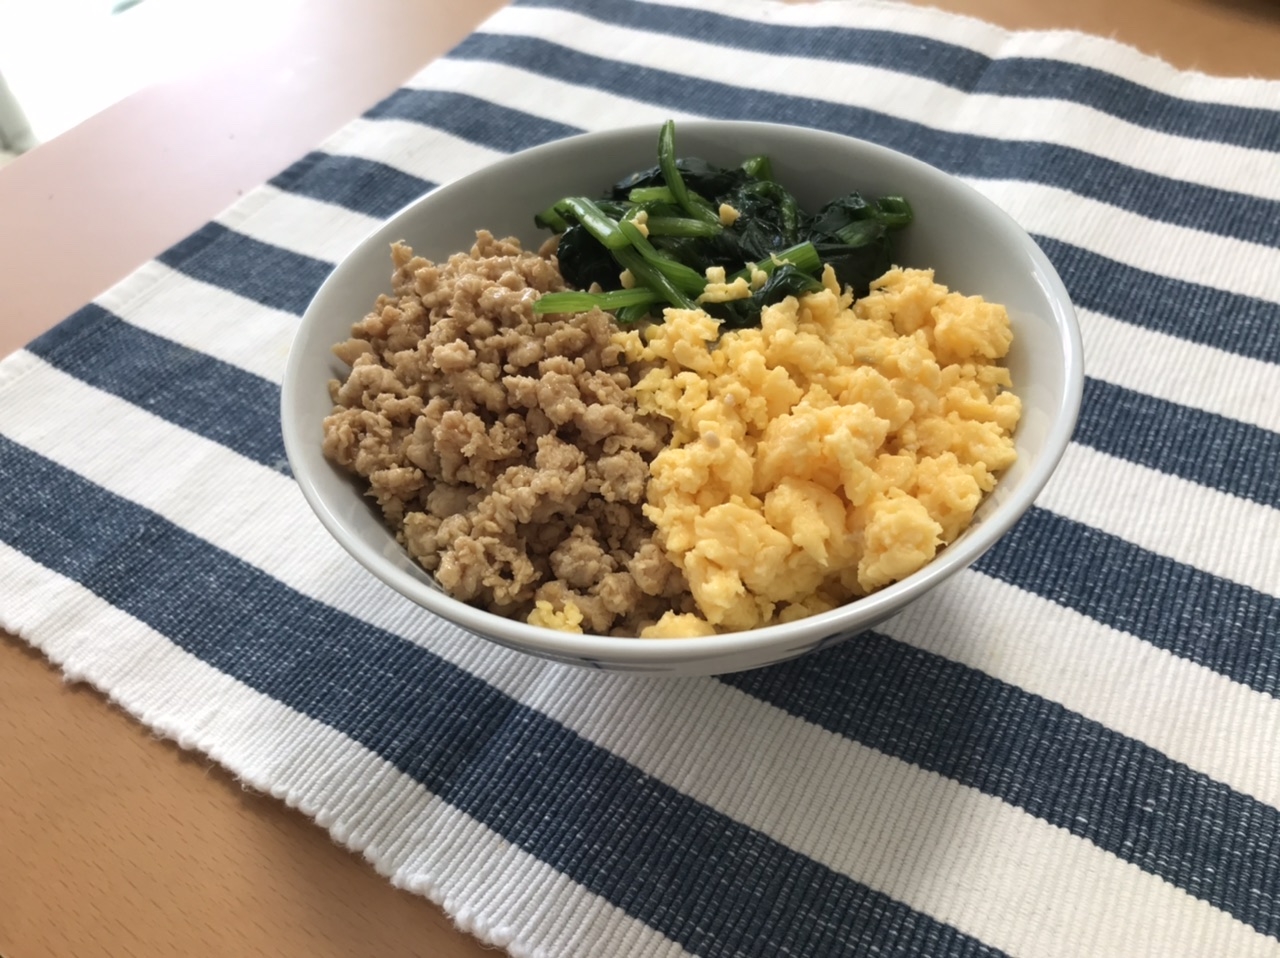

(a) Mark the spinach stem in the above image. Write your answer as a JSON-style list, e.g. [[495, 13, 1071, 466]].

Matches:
[[875, 196, 914, 228], [658, 120, 720, 226], [617, 219, 707, 296], [614, 302, 655, 324], [557, 197, 630, 249], [644, 216, 722, 238], [834, 220, 883, 246], [727, 241, 822, 283], [628, 186, 676, 204], [533, 204, 570, 232], [533, 287, 658, 314], [614, 246, 698, 310], [740, 154, 773, 181]]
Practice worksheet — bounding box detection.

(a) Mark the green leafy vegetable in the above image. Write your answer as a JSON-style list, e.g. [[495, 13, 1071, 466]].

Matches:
[[739, 153, 773, 181], [554, 197, 631, 249], [535, 287, 659, 314], [555, 224, 621, 292], [533, 119, 913, 324], [644, 216, 723, 239], [612, 154, 748, 203], [613, 246, 699, 311], [705, 264, 826, 329], [727, 241, 822, 283], [616, 218, 707, 296]]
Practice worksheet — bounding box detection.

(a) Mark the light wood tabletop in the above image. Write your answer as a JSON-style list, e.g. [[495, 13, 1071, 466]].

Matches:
[[2, 1, 1278, 955]]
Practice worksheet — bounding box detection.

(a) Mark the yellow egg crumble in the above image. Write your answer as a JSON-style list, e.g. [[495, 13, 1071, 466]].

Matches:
[[615, 265, 1021, 636]]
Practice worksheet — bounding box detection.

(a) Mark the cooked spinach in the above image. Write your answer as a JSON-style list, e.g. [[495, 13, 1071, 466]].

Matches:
[[534, 120, 912, 325], [610, 156, 750, 204], [555, 224, 620, 292], [705, 264, 827, 329]]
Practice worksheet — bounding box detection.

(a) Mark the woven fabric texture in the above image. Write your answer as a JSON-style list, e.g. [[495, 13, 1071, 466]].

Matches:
[[3, 0, 1279, 955]]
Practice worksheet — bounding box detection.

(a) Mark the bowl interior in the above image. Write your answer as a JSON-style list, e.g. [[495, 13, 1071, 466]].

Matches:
[[281, 121, 1081, 672]]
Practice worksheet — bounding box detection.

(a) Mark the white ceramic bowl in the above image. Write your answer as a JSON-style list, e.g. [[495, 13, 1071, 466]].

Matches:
[[282, 121, 1083, 676]]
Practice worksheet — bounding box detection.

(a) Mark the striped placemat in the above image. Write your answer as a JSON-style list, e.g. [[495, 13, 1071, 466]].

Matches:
[[3, 0, 1279, 954]]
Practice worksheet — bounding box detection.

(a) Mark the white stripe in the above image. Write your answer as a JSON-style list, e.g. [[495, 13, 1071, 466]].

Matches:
[[322, 118, 505, 186], [1, 358, 362, 580], [991, 28, 1280, 109], [402, 57, 1280, 304], [6, 4, 1278, 954], [62, 239, 1280, 604], [11, 356, 1280, 812], [1081, 307, 1280, 435], [17, 330, 1280, 814], [1042, 442, 1280, 598], [0, 347, 39, 392], [0, 546, 688, 958], [217, 185, 382, 265], [632, 0, 1280, 110], [886, 572, 1280, 810], [405, 57, 689, 129], [173, 184, 1280, 423], [179, 164, 1280, 447], [20, 332, 1280, 824], [471, 7, 1280, 203], [2, 361, 1276, 957], [166, 89, 1279, 446], [477, 661, 1277, 958], [94, 261, 296, 385], [227, 55, 1269, 314], [975, 180, 1280, 305]]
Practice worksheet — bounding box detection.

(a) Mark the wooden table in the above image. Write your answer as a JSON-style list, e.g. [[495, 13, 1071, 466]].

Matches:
[[2, 1, 1278, 955]]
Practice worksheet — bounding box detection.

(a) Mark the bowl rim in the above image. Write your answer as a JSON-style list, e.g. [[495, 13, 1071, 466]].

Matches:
[[281, 119, 1085, 666]]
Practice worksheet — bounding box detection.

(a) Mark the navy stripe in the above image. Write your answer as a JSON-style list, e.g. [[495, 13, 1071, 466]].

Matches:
[[7, 433, 1280, 943], [722, 631, 1280, 941], [446, 32, 1280, 249], [1039, 237, 1280, 366], [156, 223, 333, 316], [516, 0, 1280, 153], [977, 506, 1280, 696], [27, 290, 1280, 694], [253, 137, 1280, 373], [1076, 378, 1280, 511], [24, 305, 289, 475], [364, 88, 581, 152], [269, 151, 436, 219], [0, 435, 1008, 958], [116, 215, 1280, 521]]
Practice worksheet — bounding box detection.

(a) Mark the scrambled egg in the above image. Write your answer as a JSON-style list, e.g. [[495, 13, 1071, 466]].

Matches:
[[619, 265, 1021, 636]]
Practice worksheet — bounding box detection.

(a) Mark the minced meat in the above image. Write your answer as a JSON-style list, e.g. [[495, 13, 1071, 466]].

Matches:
[[322, 231, 693, 635]]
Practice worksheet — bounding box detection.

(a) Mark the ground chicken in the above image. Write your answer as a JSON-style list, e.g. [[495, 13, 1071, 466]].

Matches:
[[322, 231, 691, 635]]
